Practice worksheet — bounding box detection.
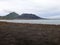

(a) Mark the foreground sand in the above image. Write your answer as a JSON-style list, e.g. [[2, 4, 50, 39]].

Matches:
[[0, 22, 60, 45]]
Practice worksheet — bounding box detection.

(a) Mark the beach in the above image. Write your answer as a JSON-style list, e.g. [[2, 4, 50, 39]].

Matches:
[[0, 22, 60, 45]]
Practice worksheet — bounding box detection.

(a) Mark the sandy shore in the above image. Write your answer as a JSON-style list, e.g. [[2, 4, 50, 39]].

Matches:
[[0, 22, 60, 45]]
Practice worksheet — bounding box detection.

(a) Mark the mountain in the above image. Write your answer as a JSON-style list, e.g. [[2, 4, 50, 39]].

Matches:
[[0, 12, 45, 19], [3, 12, 19, 19], [16, 13, 42, 19]]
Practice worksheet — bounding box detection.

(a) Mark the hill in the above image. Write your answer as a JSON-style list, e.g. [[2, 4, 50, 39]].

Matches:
[[16, 13, 41, 19], [3, 12, 19, 19], [0, 12, 45, 19]]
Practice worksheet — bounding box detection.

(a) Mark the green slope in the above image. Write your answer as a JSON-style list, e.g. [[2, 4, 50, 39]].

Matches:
[[3, 12, 19, 19]]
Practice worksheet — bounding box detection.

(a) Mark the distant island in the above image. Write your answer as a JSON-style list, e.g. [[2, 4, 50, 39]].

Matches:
[[0, 12, 45, 19]]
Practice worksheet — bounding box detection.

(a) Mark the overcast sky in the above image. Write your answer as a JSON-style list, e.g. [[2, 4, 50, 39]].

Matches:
[[0, 0, 60, 18]]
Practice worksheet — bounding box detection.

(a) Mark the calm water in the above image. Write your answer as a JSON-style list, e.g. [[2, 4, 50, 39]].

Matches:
[[0, 19, 60, 25]]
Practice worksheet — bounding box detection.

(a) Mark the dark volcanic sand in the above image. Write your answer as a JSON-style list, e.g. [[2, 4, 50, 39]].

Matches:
[[0, 22, 60, 45]]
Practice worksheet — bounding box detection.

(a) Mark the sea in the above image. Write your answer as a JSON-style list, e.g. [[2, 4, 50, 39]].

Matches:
[[0, 19, 60, 25]]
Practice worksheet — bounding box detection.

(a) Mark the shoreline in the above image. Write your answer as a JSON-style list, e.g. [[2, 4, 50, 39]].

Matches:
[[0, 21, 60, 29], [0, 21, 60, 25]]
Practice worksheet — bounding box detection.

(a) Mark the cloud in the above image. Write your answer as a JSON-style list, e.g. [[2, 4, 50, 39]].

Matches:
[[0, 0, 60, 17]]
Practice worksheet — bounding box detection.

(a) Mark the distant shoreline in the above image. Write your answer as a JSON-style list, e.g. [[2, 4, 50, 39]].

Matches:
[[0, 21, 60, 26], [0, 19, 60, 25]]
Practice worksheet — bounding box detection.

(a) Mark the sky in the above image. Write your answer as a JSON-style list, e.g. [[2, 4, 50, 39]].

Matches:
[[0, 0, 60, 18]]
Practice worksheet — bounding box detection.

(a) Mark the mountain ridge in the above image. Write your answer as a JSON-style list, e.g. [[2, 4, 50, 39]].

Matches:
[[3, 12, 19, 19], [0, 12, 45, 19], [16, 13, 42, 19]]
